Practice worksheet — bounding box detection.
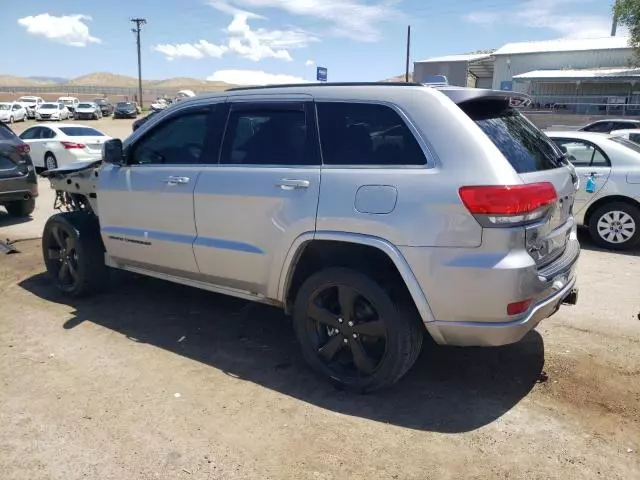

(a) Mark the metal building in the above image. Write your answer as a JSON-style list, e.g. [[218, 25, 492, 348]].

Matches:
[[413, 53, 494, 88]]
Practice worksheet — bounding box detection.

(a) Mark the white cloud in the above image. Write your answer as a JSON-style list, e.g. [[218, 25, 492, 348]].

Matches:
[[215, 0, 398, 41], [207, 69, 308, 85], [465, 0, 622, 39], [305, 59, 315, 67], [153, 40, 228, 60], [152, 13, 317, 62], [207, 0, 265, 19], [17, 13, 101, 47]]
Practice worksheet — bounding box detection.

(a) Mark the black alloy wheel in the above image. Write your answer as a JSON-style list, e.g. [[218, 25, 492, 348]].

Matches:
[[44, 222, 80, 290]]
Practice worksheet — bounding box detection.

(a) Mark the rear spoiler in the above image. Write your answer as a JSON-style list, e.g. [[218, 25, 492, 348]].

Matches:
[[435, 87, 532, 108]]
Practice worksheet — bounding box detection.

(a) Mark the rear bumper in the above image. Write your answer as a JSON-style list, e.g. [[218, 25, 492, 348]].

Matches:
[[426, 276, 578, 346], [0, 175, 38, 203]]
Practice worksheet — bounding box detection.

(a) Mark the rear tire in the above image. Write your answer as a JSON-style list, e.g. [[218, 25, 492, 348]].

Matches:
[[589, 202, 640, 250], [293, 267, 424, 392], [42, 212, 109, 297], [44, 153, 58, 171], [4, 197, 35, 217]]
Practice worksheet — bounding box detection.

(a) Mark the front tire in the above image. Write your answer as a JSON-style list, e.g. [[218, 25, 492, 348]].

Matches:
[[9, 116, 13, 124], [4, 197, 35, 217], [589, 202, 640, 250], [42, 212, 109, 297], [293, 267, 424, 392]]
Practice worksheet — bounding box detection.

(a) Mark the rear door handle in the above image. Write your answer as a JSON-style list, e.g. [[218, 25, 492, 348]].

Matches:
[[583, 172, 604, 178], [276, 179, 310, 190], [163, 176, 190, 185]]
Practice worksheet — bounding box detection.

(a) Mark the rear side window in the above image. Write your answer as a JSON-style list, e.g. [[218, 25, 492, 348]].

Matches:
[[0, 124, 17, 140], [583, 122, 612, 133], [552, 139, 609, 167], [464, 101, 563, 173], [629, 133, 640, 144], [316, 102, 426, 166]]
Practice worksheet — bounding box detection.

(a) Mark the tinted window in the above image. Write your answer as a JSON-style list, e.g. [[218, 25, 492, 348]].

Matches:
[[40, 127, 56, 139], [117, 102, 133, 107], [629, 133, 640, 144], [130, 111, 209, 165], [0, 124, 17, 140], [613, 121, 640, 131], [78, 103, 94, 108], [316, 102, 426, 166], [611, 136, 640, 156], [583, 122, 612, 133], [40, 103, 57, 108], [59, 127, 103, 137], [552, 139, 609, 167], [220, 106, 312, 165], [465, 102, 563, 173]]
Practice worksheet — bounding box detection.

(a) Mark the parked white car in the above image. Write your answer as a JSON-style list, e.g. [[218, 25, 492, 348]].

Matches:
[[0, 102, 27, 123], [74, 102, 102, 120], [610, 128, 640, 144], [16, 96, 44, 119], [57, 96, 80, 114], [547, 130, 640, 249], [36, 103, 71, 121], [18, 124, 111, 171]]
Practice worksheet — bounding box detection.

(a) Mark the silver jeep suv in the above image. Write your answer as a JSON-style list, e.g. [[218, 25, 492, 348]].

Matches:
[[42, 83, 579, 391]]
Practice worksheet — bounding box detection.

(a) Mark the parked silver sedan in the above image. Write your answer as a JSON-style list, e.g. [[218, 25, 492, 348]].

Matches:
[[546, 131, 640, 250]]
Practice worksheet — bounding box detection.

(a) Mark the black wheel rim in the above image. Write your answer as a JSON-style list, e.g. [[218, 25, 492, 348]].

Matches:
[[305, 284, 388, 381], [45, 224, 80, 288]]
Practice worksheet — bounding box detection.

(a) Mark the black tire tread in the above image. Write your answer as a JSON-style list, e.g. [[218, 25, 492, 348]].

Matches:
[[588, 201, 640, 250], [293, 267, 424, 392], [42, 212, 109, 297], [4, 197, 35, 217]]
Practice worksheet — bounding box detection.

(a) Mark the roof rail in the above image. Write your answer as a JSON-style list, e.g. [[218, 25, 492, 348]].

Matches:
[[226, 81, 424, 91]]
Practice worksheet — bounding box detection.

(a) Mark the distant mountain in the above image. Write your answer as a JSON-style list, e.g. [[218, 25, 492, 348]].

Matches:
[[28, 76, 68, 84]]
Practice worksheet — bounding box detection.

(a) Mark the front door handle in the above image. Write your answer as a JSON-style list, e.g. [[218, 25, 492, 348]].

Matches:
[[163, 176, 190, 185], [276, 179, 310, 190]]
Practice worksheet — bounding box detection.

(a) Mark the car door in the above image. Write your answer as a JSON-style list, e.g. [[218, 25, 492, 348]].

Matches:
[[193, 99, 321, 296], [98, 104, 217, 275], [553, 138, 612, 218], [18, 127, 45, 167]]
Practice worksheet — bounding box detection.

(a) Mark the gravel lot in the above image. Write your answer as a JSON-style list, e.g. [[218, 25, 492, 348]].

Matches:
[[1, 118, 639, 479]]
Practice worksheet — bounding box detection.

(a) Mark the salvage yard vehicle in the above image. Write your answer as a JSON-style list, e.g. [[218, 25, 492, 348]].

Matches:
[[74, 102, 102, 120], [93, 98, 114, 117], [57, 96, 80, 115], [41, 83, 580, 391], [113, 102, 138, 119], [0, 123, 37, 217], [547, 130, 640, 249], [16, 96, 44, 119], [0, 102, 27, 123], [36, 103, 70, 121], [579, 119, 640, 133], [19, 124, 110, 172]]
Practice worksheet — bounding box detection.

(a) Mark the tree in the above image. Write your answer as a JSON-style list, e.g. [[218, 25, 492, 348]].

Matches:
[[614, 0, 640, 54]]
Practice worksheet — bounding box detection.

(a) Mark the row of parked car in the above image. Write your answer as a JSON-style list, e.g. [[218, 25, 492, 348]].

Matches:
[[0, 96, 142, 124]]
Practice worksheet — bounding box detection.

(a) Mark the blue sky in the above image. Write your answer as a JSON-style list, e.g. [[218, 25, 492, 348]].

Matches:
[[1, 0, 619, 84]]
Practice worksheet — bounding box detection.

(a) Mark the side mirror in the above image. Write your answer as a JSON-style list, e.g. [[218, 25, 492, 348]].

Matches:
[[103, 139, 125, 165]]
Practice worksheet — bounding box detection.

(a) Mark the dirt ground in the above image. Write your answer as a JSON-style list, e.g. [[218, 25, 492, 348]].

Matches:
[[1, 118, 640, 479]]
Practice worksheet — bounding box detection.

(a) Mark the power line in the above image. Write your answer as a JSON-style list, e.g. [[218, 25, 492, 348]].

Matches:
[[131, 18, 147, 109]]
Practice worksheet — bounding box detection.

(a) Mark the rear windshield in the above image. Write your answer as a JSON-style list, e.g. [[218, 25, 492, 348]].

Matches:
[[59, 127, 104, 137], [463, 101, 564, 173]]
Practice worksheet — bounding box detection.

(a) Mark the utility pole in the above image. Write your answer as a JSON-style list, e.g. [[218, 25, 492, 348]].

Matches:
[[611, 0, 619, 36], [405, 25, 411, 83], [131, 18, 147, 108]]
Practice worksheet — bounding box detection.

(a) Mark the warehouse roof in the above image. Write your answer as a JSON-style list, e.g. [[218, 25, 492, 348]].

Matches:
[[415, 53, 492, 63], [494, 36, 630, 56], [513, 67, 640, 81]]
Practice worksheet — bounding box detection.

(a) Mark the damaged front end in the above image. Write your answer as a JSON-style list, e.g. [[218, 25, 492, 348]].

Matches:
[[41, 160, 102, 215]]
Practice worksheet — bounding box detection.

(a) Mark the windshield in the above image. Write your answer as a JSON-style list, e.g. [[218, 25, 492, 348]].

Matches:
[[117, 102, 133, 107], [94, 99, 107, 105], [610, 136, 640, 155], [78, 103, 94, 108], [18, 97, 37, 103], [463, 101, 565, 173], [59, 99, 74, 105], [41, 103, 57, 109], [0, 104, 10, 110], [59, 127, 104, 137]]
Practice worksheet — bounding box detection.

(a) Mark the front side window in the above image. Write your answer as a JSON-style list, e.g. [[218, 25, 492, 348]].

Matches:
[[316, 102, 426, 166], [40, 128, 56, 139], [129, 111, 210, 165], [220, 105, 312, 165], [583, 122, 612, 133], [552, 139, 609, 167]]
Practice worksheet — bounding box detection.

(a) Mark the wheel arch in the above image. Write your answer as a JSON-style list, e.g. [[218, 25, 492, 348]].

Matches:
[[583, 195, 640, 226], [276, 232, 436, 326]]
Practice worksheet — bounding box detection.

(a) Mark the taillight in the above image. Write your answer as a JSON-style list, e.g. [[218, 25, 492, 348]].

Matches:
[[61, 141, 85, 149], [16, 144, 30, 154], [459, 182, 557, 226], [507, 299, 532, 316]]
